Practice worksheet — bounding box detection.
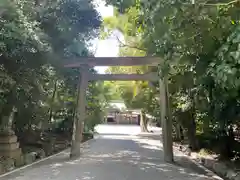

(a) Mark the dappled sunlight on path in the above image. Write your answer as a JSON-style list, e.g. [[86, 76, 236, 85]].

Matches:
[[2, 124, 217, 180]]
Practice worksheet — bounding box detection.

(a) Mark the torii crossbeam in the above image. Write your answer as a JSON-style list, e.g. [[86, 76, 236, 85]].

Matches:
[[64, 56, 160, 67]]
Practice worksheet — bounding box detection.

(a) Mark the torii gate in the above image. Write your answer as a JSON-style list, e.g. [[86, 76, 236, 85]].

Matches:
[[64, 57, 173, 162]]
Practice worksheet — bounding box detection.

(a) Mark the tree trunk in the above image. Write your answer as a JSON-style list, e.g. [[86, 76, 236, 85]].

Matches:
[[186, 117, 198, 150], [227, 125, 234, 158], [48, 79, 58, 125], [180, 125, 184, 141], [219, 125, 234, 159], [174, 123, 181, 141], [186, 95, 199, 151], [203, 119, 210, 133], [140, 110, 148, 132]]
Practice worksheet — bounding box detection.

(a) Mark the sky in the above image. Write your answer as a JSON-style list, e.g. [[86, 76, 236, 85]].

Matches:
[[93, 1, 120, 74]]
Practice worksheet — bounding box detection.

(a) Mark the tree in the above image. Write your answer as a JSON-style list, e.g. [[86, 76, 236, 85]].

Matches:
[[104, 0, 240, 158], [0, 0, 106, 159]]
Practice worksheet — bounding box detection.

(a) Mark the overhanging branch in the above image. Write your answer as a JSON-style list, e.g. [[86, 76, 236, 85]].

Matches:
[[115, 35, 147, 52]]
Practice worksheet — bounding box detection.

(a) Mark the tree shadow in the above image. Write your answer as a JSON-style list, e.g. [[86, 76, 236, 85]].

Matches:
[[2, 133, 219, 180], [135, 133, 212, 175]]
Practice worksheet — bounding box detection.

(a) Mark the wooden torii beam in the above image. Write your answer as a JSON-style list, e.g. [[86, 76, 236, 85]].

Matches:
[[65, 57, 173, 163], [64, 56, 160, 67], [88, 73, 159, 81]]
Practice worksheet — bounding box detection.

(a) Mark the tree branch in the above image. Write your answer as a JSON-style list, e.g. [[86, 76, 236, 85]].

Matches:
[[115, 35, 147, 52], [200, 0, 239, 6], [181, 0, 239, 6]]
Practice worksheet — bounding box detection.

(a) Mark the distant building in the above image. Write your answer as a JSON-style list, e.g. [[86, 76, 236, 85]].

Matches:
[[105, 100, 154, 125]]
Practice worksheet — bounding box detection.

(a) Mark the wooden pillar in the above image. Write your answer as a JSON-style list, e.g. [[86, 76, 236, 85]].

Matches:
[[130, 114, 132, 124], [159, 76, 173, 162], [70, 70, 88, 158], [114, 111, 117, 124]]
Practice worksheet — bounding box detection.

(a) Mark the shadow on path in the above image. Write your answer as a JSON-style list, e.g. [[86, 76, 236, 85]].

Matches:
[[1, 128, 217, 180]]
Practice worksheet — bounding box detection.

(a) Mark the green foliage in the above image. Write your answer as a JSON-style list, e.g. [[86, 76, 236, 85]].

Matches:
[[209, 25, 240, 90], [105, 0, 240, 156], [0, 0, 105, 133]]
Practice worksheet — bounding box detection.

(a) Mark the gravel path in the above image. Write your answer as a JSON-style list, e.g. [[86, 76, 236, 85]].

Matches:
[[1, 125, 216, 180]]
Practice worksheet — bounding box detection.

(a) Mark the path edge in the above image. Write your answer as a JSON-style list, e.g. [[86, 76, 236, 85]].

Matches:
[[173, 145, 223, 180], [0, 137, 96, 178], [138, 130, 223, 180]]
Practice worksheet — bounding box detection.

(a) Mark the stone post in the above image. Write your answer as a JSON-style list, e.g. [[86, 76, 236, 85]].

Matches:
[[0, 107, 22, 161]]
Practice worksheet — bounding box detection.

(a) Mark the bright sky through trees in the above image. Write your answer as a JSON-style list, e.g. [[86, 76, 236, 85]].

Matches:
[[94, 1, 117, 74]]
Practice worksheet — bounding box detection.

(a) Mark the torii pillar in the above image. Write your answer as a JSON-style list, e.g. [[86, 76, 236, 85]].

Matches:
[[70, 69, 88, 158], [159, 76, 173, 162]]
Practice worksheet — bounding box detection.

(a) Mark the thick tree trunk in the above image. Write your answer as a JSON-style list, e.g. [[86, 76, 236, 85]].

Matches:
[[140, 110, 148, 132]]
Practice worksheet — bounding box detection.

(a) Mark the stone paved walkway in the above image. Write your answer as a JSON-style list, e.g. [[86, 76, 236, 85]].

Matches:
[[1, 125, 218, 180]]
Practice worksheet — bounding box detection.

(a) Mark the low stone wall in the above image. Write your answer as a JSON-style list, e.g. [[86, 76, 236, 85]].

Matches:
[[0, 132, 93, 175], [174, 143, 240, 180], [0, 147, 47, 174], [0, 132, 23, 174], [192, 154, 240, 180]]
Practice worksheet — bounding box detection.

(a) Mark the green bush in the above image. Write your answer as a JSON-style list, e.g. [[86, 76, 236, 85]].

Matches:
[[84, 113, 102, 132]]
